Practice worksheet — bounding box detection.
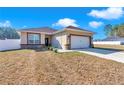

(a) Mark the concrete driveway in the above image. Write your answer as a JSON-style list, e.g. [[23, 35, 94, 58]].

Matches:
[[58, 48, 124, 63]]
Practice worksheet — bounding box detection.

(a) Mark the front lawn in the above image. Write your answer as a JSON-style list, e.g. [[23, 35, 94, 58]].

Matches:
[[0, 49, 124, 84]]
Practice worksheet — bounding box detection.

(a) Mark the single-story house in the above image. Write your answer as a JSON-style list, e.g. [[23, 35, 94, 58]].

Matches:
[[19, 26, 94, 50]]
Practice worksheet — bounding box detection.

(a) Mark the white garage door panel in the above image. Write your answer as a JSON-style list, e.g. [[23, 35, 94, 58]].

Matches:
[[71, 36, 90, 49]]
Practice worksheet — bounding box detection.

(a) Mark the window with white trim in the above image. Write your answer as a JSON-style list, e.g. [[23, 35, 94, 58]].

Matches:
[[28, 33, 40, 44]]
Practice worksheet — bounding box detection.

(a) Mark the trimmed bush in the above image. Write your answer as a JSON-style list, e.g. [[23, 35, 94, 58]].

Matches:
[[54, 48, 58, 53], [47, 46, 58, 53]]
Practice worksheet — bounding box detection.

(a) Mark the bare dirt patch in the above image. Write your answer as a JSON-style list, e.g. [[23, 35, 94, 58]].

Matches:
[[0, 50, 124, 85], [0, 50, 36, 84]]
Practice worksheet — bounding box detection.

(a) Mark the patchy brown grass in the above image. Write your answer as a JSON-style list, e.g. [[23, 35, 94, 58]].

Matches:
[[94, 44, 124, 51], [0, 49, 124, 85]]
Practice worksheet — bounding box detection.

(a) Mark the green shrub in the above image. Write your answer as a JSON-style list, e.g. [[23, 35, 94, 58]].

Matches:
[[47, 46, 53, 51], [54, 48, 58, 53], [47, 46, 51, 50], [48, 46, 53, 51], [47, 46, 58, 52], [50, 47, 54, 51]]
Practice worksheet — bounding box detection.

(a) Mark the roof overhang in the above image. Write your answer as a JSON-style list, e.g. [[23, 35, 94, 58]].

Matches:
[[17, 27, 95, 35], [65, 28, 94, 34], [52, 28, 94, 35], [18, 30, 53, 35]]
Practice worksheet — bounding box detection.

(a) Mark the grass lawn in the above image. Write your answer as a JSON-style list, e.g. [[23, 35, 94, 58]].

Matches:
[[0, 49, 124, 85], [94, 44, 124, 51]]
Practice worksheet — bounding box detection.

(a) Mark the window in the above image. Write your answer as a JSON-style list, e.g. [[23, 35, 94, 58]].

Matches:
[[28, 33, 40, 44]]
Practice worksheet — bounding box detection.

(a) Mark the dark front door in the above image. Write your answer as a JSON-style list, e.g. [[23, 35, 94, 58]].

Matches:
[[45, 38, 49, 46]]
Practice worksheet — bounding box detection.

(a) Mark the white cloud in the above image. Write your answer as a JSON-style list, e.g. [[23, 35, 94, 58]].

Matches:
[[0, 20, 11, 27], [89, 21, 103, 28], [52, 18, 79, 27], [88, 7, 124, 20], [22, 25, 27, 28]]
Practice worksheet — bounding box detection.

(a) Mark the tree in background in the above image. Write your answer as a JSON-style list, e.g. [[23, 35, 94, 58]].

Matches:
[[104, 24, 124, 37], [0, 27, 20, 39], [117, 24, 124, 37], [104, 24, 113, 37]]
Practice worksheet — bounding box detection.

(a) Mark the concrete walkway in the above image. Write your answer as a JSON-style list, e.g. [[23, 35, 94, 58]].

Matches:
[[58, 48, 124, 63]]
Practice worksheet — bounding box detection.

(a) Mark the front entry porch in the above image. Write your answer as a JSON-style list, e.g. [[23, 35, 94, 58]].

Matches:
[[45, 35, 52, 46]]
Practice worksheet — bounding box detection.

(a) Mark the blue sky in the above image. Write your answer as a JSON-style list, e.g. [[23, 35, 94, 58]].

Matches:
[[0, 7, 124, 40]]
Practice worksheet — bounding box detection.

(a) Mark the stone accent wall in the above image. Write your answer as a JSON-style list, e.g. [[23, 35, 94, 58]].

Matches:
[[21, 44, 45, 49]]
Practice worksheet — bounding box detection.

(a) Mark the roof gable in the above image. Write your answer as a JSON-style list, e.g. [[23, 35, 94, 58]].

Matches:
[[65, 26, 83, 30], [64, 26, 94, 34]]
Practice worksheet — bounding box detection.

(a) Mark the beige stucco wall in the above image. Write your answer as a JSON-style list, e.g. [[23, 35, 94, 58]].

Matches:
[[52, 31, 68, 49], [21, 32, 27, 44], [66, 30, 93, 36], [21, 32, 45, 44], [41, 34, 45, 44]]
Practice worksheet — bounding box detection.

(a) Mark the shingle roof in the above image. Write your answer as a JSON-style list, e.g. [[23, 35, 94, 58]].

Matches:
[[65, 26, 94, 33], [18, 26, 94, 34], [18, 27, 57, 34], [65, 26, 83, 30], [103, 36, 124, 41]]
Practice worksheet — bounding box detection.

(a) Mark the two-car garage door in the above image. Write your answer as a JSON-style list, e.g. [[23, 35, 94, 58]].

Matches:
[[71, 35, 90, 49]]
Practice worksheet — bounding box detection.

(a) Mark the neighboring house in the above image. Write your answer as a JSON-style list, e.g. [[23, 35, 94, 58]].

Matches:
[[93, 36, 124, 45], [103, 36, 124, 42], [19, 26, 94, 50]]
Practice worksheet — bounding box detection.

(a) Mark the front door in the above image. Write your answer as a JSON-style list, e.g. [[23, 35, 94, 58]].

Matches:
[[45, 38, 49, 46]]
